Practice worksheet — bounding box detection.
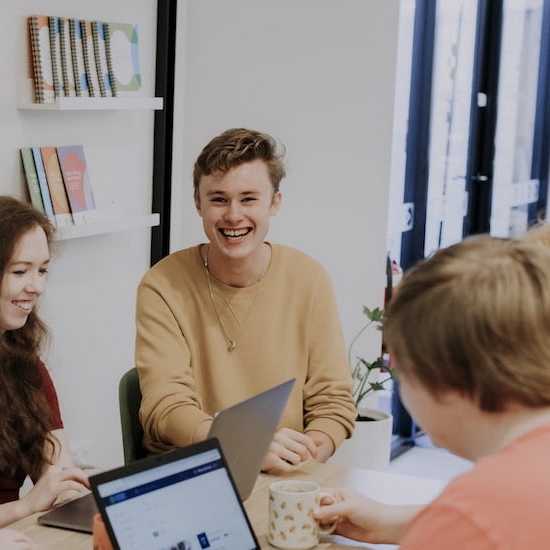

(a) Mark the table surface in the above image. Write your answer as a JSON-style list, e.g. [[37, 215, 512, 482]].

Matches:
[[10, 461, 445, 549]]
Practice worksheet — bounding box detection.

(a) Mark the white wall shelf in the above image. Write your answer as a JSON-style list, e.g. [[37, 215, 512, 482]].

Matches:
[[18, 96, 163, 111], [53, 213, 160, 241]]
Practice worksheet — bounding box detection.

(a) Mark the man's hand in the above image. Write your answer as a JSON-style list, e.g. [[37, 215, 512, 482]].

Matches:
[[261, 428, 318, 474], [314, 488, 421, 545], [306, 430, 335, 462]]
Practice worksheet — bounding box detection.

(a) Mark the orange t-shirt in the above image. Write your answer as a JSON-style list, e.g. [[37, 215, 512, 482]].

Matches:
[[401, 424, 550, 549]]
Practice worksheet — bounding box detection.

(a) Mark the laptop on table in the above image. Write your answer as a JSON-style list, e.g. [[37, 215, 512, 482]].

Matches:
[[91, 438, 259, 550], [37, 378, 295, 533]]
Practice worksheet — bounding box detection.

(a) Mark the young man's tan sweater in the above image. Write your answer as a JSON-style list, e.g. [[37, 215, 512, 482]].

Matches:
[[135, 244, 356, 453]]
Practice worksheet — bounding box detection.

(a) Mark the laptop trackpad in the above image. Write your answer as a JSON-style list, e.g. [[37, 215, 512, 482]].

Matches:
[[37, 492, 97, 533]]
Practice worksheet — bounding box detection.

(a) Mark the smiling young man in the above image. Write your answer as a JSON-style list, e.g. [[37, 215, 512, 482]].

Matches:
[[135, 128, 356, 472]]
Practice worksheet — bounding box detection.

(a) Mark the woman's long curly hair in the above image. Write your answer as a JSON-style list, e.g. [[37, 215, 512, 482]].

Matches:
[[0, 196, 56, 480]]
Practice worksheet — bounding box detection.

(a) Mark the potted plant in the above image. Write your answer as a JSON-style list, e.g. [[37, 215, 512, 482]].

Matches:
[[331, 306, 394, 471]]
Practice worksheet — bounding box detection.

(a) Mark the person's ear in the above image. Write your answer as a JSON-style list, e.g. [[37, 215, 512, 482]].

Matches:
[[270, 192, 282, 215], [195, 195, 202, 216]]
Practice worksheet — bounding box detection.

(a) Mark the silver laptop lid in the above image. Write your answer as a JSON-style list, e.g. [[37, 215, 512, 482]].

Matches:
[[208, 378, 295, 500]]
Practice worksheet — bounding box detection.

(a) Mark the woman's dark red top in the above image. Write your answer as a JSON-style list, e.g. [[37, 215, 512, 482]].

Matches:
[[0, 361, 64, 504]]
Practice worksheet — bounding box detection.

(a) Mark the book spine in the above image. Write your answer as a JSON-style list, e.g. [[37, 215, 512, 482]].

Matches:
[[58, 17, 75, 96], [20, 148, 45, 213], [68, 19, 81, 96], [31, 147, 56, 224], [48, 16, 62, 98], [91, 21, 107, 97], [41, 147, 73, 226], [103, 23, 118, 97], [69, 19, 89, 97], [28, 16, 45, 103], [80, 21, 98, 97]]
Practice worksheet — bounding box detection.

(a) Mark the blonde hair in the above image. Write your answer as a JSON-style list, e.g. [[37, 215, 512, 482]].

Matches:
[[523, 223, 550, 249], [193, 128, 286, 202], [384, 236, 550, 412]]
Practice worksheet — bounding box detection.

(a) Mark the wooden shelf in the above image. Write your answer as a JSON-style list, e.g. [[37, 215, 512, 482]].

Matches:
[[18, 96, 163, 111], [53, 213, 160, 241]]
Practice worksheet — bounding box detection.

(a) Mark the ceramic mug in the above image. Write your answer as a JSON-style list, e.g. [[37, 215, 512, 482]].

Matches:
[[268, 480, 337, 549]]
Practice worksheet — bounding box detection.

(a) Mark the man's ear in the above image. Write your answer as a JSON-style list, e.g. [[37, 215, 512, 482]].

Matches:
[[270, 191, 282, 215], [195, 195, 202, 216]]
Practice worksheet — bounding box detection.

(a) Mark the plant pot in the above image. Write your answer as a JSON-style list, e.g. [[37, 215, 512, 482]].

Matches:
[[330, 407, 392, 471]]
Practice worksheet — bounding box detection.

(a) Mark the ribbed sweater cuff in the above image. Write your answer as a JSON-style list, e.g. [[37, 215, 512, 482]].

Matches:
[[305, 418, 349, 450]]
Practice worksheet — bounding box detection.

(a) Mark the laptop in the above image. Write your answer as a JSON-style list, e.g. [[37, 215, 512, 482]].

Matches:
[[91, 438, 259, 550], [37, 378, 295, 533], [207, 378, 295, 500]]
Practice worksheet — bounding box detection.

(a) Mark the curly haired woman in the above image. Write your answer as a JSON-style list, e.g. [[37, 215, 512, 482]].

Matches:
[[0, 196, 88, 531]]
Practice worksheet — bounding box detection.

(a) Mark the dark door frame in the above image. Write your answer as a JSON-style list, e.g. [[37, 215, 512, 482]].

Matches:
[[151, 0, 178, 266], [530, 0, 550, 223]]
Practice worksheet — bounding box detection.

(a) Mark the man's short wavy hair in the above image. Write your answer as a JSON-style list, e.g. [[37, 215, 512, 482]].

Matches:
[[193, 128, 286, 203], [385, 235, 550, 412]]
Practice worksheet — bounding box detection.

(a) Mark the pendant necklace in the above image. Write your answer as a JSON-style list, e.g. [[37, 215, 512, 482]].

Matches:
[[202, 246, 268, 353]]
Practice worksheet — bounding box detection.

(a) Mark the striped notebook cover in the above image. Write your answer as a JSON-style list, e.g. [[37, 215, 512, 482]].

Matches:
[[68, 19, 89, 97], [103, 23, 118, 96], [80, 20, 100, 97], [58, 17, 76, 96], [91, 21, 109, 96], [28, 16, 55, 103], [48, 16, 62, 98]]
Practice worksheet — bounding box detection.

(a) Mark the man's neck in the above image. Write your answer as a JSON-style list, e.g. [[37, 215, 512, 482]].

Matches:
[[205, 243, 271, 288], [465, 406, 550, 461]]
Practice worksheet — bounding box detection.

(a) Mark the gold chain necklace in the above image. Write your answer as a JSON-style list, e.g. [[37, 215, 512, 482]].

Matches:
[[201, 246, 268, 352]]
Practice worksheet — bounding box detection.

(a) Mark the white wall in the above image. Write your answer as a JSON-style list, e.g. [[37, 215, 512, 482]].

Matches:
[[1, 0, 158, 468], [171, 1, 400, 355]]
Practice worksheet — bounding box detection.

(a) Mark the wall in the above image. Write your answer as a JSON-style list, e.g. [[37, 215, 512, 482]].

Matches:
[[1, 0, 158, 468], [171, 1, 400, 356]]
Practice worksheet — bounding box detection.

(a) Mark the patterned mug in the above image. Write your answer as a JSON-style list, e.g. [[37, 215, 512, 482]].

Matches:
[[268, 480, 337, 549]]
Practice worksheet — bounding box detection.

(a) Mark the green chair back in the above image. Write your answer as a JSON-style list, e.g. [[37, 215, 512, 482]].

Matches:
[[118, 368, 148, 464]]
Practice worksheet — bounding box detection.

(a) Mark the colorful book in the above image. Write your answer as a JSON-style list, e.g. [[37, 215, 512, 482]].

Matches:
[[68, 19, 89, 97], [103, 23, 117, 96], [106, 23, 142, 95], [80, 20, 101, 97], [20, 148, 44, 214], [41, 147, 73, 226], [48, 16, 62, 98], [31, 147, 56, 224], [58, 17, 76, 96], [91, 21, 111, 96], [28, 16, 54, 103], [56, 145, 96, 224]]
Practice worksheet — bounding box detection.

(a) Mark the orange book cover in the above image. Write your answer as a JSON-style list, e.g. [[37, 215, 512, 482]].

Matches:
[[40, 146, 73, 226], [56, 145, 96, 223]]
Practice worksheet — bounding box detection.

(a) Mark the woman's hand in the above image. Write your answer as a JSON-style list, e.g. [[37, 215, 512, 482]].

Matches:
[[20, 466, 89, 516], [261, 428, 318, 474], [0, 528, 37, 549], [314, 488, 421, 545]]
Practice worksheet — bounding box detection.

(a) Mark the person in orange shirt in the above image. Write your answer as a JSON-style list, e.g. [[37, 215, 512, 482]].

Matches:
[[316, 235, 550, 549]]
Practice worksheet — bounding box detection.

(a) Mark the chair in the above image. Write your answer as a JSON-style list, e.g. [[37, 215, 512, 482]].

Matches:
[[118, 368, 148, 464]]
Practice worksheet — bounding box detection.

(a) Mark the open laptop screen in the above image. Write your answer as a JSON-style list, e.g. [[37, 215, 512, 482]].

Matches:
[[92, 440, 258, 550]]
